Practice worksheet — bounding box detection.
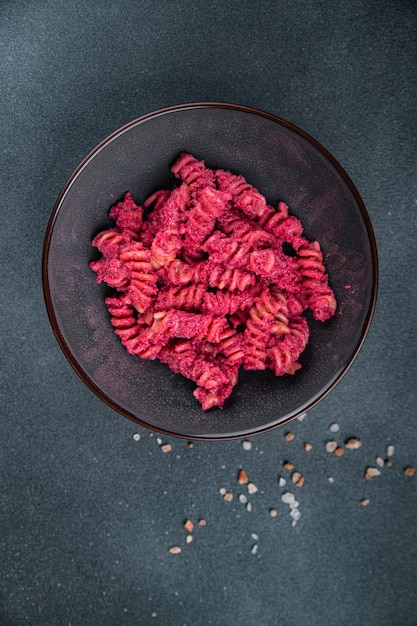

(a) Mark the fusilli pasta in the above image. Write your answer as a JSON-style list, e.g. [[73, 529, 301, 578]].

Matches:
[[91, 153, 337, 409]]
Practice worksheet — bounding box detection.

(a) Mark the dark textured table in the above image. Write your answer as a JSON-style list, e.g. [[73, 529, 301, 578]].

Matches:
[[1, 2, 416, 625]]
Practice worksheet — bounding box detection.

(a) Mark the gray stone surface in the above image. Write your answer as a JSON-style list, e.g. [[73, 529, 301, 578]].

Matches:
[[1, 1, 416, 624]]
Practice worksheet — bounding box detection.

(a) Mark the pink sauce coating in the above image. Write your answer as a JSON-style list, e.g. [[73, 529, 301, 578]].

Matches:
[[91, 153, 337, 410]]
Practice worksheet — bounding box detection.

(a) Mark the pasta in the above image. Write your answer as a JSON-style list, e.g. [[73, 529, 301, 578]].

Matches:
[[91, 153, 337, 410]]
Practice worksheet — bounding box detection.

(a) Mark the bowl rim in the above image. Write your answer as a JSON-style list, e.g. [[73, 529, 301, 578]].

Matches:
[[42, 101, 379, 440]]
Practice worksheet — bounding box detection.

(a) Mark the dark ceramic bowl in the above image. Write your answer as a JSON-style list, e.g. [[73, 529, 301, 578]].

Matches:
[[43, 103, 377, 440]]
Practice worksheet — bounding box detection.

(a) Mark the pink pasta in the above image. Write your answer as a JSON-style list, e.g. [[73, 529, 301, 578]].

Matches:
[[91, 153, 337, 410]]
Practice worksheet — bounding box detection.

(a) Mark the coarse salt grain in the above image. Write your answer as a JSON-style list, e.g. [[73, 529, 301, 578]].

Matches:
[[285, 432, 295, 442], [242, 440, 252, 451], [169, 546, 181, 554], [132, 433, 141, 441], [281, 491, 295, 504], [376, 456, 384, 467], [329, 422, 340, 433], [161, 444, 172, 453], [187, 441, 194, 448], [365, 467, 381, 480], [251, 544, 258, 555], [386, 444, 395, 457], [224, 492, 233, 502], [297, 413, 307, 422], [246, 502, 252, 512], [283, 461, 294, 470], [219, 487, 226, 496], [269, 508, 278, 517], [304, 442, 312, 451], [345, 438, 362, 449], [247, 482, 258, 494], [360, 498, 370, 506], [290, 508, 301, 521], [198, 519, 206, 526], [251, 533, 259, 540], [278, 477, 286, 487], [296, 476, 304, 488], [156, 437, 162, 445], [186, 535, 193, 544], [184, 519, 194, 533], [237, 469, 248, 484], [291, 471, 301, 484], [404, 466, 415, 477], [325, 441, 338, 453], [328, 476, 335, 483], [239, 494, 248, 504]]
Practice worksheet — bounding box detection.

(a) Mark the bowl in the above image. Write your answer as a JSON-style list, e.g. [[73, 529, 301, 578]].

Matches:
[[42, 102, 378, 440]]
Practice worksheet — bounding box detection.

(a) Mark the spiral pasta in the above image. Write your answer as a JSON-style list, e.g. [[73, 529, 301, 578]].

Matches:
[[297, 241, 337, 321], [172, 152, 216, 191], [91, 153, 337, 409], [243, 288, 290, 370], [118, 243, 158, 314], [215, 169, 267, 219], [266, 316, 310, 376]]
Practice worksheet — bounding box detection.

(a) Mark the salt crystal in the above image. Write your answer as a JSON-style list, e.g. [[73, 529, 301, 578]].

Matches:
[[246, 502, 252, 512], [169, 546, 181, 554], [186, 535, 193, 544], [237, 469, 248, 484], [242, 440, 252, 451], [251, 544, 258, 555], [328, 476, 335, 483], [365, 466, 381, 479], [281, 491, 295, 504], [184, 519, 194, 533], [247, 482, 258, 494], [297, 412, 307, 422], [251, 533, 259, 540], [376, 456, 384, 467], [239, 494, 248, 504], [291, 471, 301, 484], [386, 445, 395, 457], [219, 487, 226, 496], [329, 422, 340, 433], [269, 508, 278, 517], [278, 477, 287, 487], [325, 440, 338, 453], [132, 433, 141, 441], [345, 438, 362, 450], [290, 508, 301, 521]]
